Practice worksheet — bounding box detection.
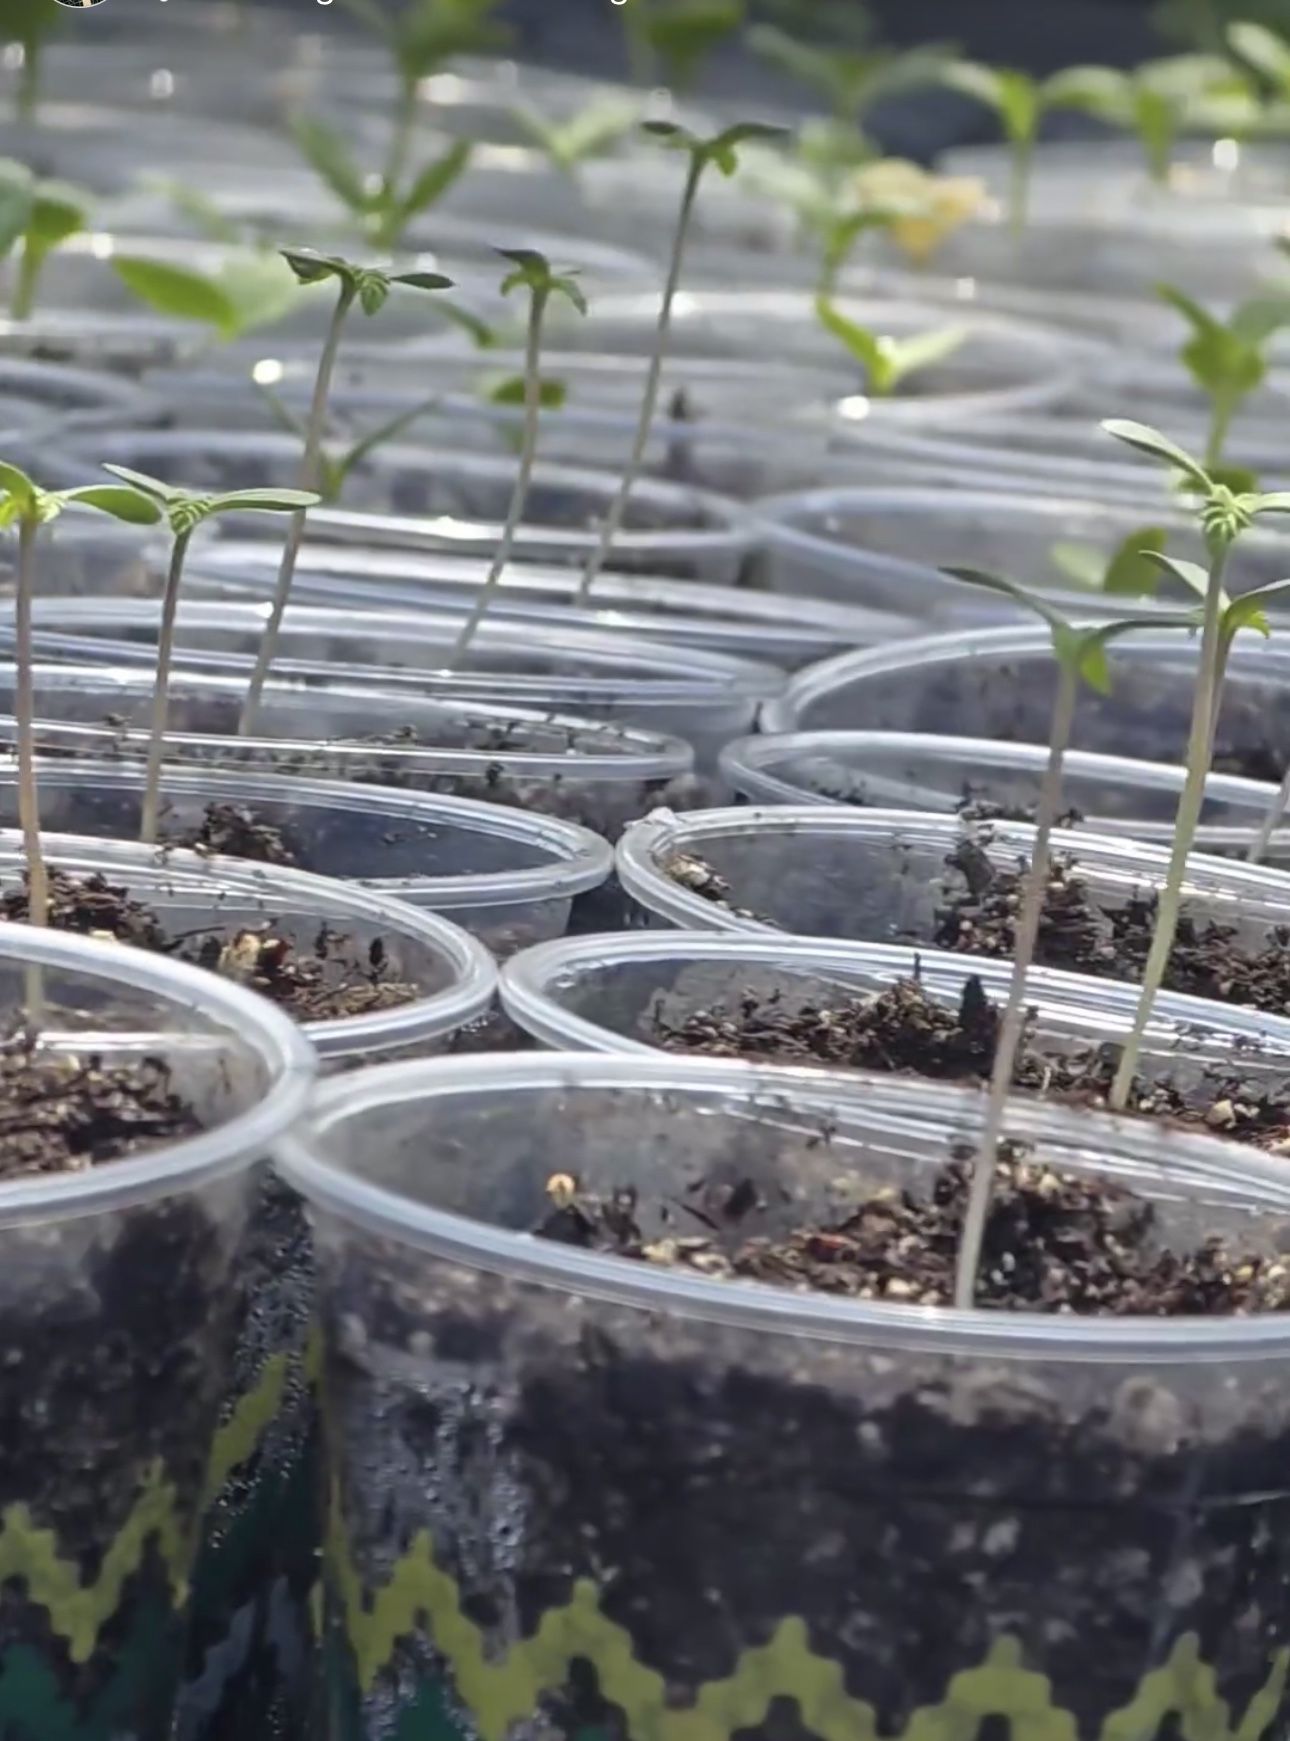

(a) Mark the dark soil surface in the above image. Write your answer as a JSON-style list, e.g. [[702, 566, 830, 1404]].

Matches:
[[663, 850, 778, 925], [177, 802, 296, 867], [935, 841, 1290, 1014], [1, 869, 417, 1025], [0, 1036, 201, 1179], [533, 1150, 1290, 1315]]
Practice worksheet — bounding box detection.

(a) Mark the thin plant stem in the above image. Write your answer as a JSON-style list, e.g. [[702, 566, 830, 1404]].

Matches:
[[953, 660, 1077, 1311], [382, 76, 418, 206], [573, 154, 702, 605], [450, 288, 547, 665], [238, 282, 355, 735], [140, 529, 192, 846], [1110, 545, 1228, 1108], [11, 243, 39, 322], [1205, 393, 1235, 472], [15, 515, 46, 930], [1009, 133, 1033, 238], [1249, 761, 1290, 864], [17, 42, 38, 124]]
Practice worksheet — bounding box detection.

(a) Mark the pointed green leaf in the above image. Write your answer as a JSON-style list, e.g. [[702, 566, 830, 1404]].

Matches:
[[100, 464, 187, 505], [1044, 64, 1131, 117], [58, 485, 163, 525], [1230, 294, 1290, 345], [486, 374, 567, 410], [338, 395, 445, 483], [390, 269, 455, 292], [355, 268, 391, 316], [292, 114, 372, 215], [113, 257, 238, 336], [434, 301, 498, 348], [27, 183, 85, 252], [1050, 541, 1108, 590], [1252, 490, 1290, 515], [395, 139, 473, 226], [1055, 623, 1112, 694], [206, 488, 322, 515], [945, 566, 1070, 637], [881, 325, 968, 390], [0, 461, 35, 510], [814, 296, 889, 388], [253, 382, 311, 443], [1229, 20, 1290, 92], [0, 162, 33, 261], [1101, 419, 1213, 487], [280, 246, 343, 285], [1140, 549, 1212, 600], [1102, 526, 1170, 596], [552, 275, 587, 316], [215, 253, 302, 337]]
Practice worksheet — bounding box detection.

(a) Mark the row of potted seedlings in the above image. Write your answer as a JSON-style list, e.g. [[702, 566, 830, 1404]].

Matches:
[[18, 3, 1290, 1741]]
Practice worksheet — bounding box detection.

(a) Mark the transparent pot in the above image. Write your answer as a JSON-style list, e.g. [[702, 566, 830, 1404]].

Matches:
[[278, 1047, 1290, 1741], [0, 355, 157, 440], [751, 485, 1290, 625], [8, 598, 784, 769], [189, 540, 902, 669], [614, 806, 1290, 997], [0, 831, 496, 1066], [47, 425, 756, 582], [3, 761, 610, 957], [531, 287, 1088, 425], [719, 729, 1290, 861], [0, 921, 312, 1740], [762, 623, 1290, 784], [0, 663, 698, 842], [500, 929, 1290, 1121]]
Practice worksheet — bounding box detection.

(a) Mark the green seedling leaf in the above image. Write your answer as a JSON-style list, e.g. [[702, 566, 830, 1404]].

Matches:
[[496, 248, 587, 313], [99, 465, 191, 506], [1158, 282, 1267, 400], [370, 0, 511, 86], [58, 485, 163, 525], [513, 98, 641, 173], [113, 257, 238, 335], [1102, 419, 1213, 487], [486, 373, 568, 410], [635, 0, 745, 90], [149, 177, 245, 246], [433, 301, 499, 348], [1230, 20, 1290, 93], [291, 115, 372, 216], [1251, 490, 1290, 514], [205, 488, 321, 514], [815, 296, 966, 394], [643, 118, 790, 176], [391, 269, 458, 292], [1223, 575, 1290, 640], [1051, 527, 1171, 596], [1140, 549, 1214, 600], [389, 139, 473, 228], [941, 63, 1040, 140], [0, 163, 34, 261], [213, 252, 301, 337], [1050, 541, 1108, 590], [947, 565, 1068, 635]]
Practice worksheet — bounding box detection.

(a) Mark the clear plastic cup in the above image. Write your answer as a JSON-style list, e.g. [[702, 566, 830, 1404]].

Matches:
[[614, 803, 1290, 963], [0, 355, 157, 440], [761, 624, 1290, 785], [11, 598, 784, 769], [2, 763, 609, 958], [278, 1048, 1290, 1741], [500, 929, 1290, 1116], [537, 287, 1088, 424], [0, 921, 312, 1739], [0, 831, 495, 1066], [46, 426, 755, 583], [189, 540, 903, 670], [0, 663, 699, 842], [751, 485, 1290, 625], [718, 730, 1290, 862]]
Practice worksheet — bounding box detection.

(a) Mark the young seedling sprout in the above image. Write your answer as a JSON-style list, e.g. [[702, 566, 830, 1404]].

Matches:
[[0, 164, 87, 321], [749, 18, 953, 149], [0, 467, 159, 954], [238, 248, 453, 734], [253, 378, 449, 504], [1102, 418, 1290, 1107], [942, 567, 1194, 1310], [620, 0, 745, 91], [939, 62, 1122, 233], [574, 119, 787, 606], [98, 466, 319, 844], [1051, 525, 1173, 595], [294, 0, 507, 249], [1045, 55, 1258, 182], [512, 97, 643, 179], [814, 300, 968, 398], [450, 249, 585, 664], [1156, 283, 1290, 473]]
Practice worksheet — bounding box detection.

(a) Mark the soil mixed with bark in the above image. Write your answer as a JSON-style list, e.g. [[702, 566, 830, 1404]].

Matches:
[[1, 867, 417, 1024]]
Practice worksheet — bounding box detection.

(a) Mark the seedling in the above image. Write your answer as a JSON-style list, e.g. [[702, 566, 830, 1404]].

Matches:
[[112, 250, 304, 343], [0, 0, 63, 122], [1100, 419, 1290, 1108], [939, 62, 1120, 233], [512, 97, 643, 178], [1229, 19, 1290, 99], [620, 0, 744, 91], [0, 466, 158, 953], [301, 0, 508, 249], [1049, 55, 1258, 181], [1157, 282, 1290, 469], [750, 22, 954, 140], [450, 249, 585, 664], [254, 382, 448, 503], [98, 466, 319, 844], [0, 163, 86, 321], [813, 300, 967, 396], [942, 566, 1195, 1310], [239, 248, 453, 733], [574, 119, 787, 606]]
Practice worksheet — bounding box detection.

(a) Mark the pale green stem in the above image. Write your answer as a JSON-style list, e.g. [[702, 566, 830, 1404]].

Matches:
[[1249, 759, 1290, 865], [383, 76, 418, 200], [140, 529, 193, 846], [11, 242, 40, 322], [1009, 131, 1034, 238], [450, 288, 548, 665], [15, 514, 44, 1019], [574, 155, 702, 605], [238, 282, 355, 735], [953, 660, 1078, 1311], [1110, 545, 1228, 1108], [1205, 392, 1236, 472]]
